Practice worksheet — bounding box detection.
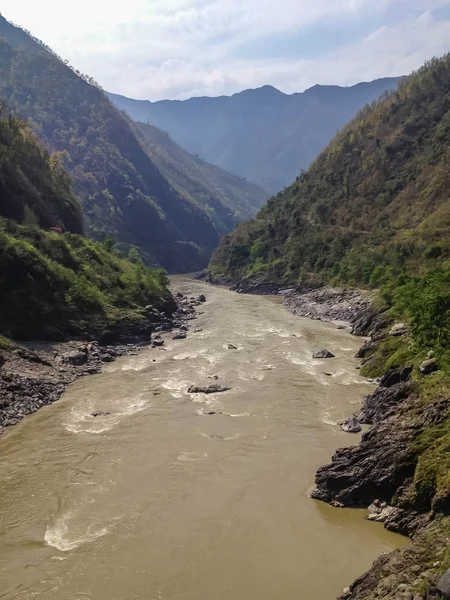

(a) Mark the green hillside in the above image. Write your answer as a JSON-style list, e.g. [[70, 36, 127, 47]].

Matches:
[[0, 113, 172, 340], [210, 55, 450, 287], [0, 15, 219, 272], [137, 122, 268, 234]]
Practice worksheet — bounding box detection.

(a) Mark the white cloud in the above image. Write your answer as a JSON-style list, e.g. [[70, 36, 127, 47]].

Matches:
[[1, 0, 450, 99]]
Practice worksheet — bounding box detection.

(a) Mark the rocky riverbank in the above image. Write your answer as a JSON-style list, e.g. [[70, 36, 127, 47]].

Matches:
[[196, 271, 377, 331], [0, 293, 203, 436], [311, 331, 450, 599]]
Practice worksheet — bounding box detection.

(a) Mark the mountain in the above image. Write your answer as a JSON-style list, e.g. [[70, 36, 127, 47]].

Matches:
[[0, 15, 248, 273], [136, 122, 268, 234], [0, 112, 173, 340], [209, 55, 450, 289], [108, 78, 401, 193]]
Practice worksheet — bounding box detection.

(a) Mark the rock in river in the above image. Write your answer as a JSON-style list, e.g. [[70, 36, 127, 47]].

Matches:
[[313, 349, 335, 359], [227, 343, 238, 350], [152, 335, 164, 347], [197, 294, 206, 303], [340, 415, 362, 433], [188, 384, 231, 394], [173, 330, 187, 340]]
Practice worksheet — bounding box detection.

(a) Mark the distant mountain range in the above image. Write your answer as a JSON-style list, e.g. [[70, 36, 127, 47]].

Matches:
[[108, 78, 401, 193]]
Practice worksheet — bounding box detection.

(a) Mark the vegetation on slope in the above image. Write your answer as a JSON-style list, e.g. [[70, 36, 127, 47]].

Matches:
[[137, 122, 268, 233], [0, 219, 172, 340], [0, 15, 219, 272], [0, 113, 172, 340], [0, 112, 82, 233], [210, 55, 450, 288]]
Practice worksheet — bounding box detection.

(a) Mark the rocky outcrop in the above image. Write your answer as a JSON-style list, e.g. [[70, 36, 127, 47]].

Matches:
[[340, 416, 361, 433], [313, 349, 335, 359]]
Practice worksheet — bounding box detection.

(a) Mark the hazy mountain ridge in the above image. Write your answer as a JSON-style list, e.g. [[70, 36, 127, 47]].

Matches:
[[108, 77, 400, 192], [136, 122, 268, 234]]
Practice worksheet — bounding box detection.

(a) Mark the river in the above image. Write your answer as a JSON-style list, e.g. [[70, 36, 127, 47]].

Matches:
[[0, 277, 404, 600]]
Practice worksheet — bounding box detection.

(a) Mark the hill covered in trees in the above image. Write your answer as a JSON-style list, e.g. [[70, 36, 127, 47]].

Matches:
[[0, 113, 173, 340], [108, 78, 400, 193], [136, 122, 268, 234], [210, 55, 450, 291], [0, 14, 263, 272]]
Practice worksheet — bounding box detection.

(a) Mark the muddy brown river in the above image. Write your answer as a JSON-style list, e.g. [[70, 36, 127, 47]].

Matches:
[[0, 277, 404, 600]]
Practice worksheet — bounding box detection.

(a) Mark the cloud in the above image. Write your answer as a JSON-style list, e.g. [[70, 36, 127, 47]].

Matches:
[[1, 0, 450, 99]]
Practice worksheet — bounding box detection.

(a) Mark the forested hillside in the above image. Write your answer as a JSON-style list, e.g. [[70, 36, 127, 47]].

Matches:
[[0, 15, 223, 272], [0, 114, 172, 340], [108, 78, 400, 193], [0, 112, 82, 233], [210, 55, 450, 290], [137, 122, 268, 234]]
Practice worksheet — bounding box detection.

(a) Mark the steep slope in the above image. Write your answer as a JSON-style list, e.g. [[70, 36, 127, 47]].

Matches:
[[209, 55, 450, 287], [108, 78, 400, 193], [0, 113, 173, 340], [136, 122, 268, 234], [0, 112, 82, 233], [0, 15, 219, 272]]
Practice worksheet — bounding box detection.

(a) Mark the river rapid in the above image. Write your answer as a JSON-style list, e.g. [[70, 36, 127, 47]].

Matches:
[[0, 277, 404, 600]]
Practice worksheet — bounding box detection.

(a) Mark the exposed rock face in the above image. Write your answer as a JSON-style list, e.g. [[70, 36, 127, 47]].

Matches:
[[311, 383, 422, 506], [437, 570, 450, 598], [313, 349, 335, 359], [379, 366, 413, 388], [389, 323, 409, 337], [187, 384, 231, 394]]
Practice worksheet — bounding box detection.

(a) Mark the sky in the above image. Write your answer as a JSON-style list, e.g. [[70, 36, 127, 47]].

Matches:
[[2, 0, 450, 100]]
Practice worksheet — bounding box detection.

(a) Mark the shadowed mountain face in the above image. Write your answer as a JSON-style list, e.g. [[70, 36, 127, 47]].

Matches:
[[0, 15, 264, 272], [108, 78, 400, 193], [136, 122, 269, 235]]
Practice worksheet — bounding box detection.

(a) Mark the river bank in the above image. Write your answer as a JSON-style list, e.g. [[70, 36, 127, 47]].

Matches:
[[0, 292, 201, 436], [199, 272, 450, 599]]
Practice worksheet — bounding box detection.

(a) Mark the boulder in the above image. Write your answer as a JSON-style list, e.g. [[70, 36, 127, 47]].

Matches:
[[437, 569, 450, 598], [91, 411, 111, 418], [63, 351, 87, 366], [173, 330, 187, 340], [197, 294, 207, 303], [379, 365, 413, 388], [340, 416, 362, 433], [313, 349, 335, 359], [194, 328, 203, 333], [179, 325, 189, 332], [227, 343, 238, 350], [152, 335, 164, 347], [188, 384, 231, 394], [389, 323, 409, 337], [419, 358, 439, 375]]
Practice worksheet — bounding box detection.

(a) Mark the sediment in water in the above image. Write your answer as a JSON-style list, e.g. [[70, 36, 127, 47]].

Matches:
[[200, 271, 450, 599]]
